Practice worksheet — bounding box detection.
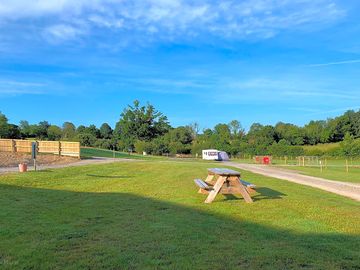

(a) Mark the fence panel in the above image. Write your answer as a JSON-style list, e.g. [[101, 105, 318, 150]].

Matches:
[[60, 142, 81, 157], [14, 140, 32, 153], [0, 139, 80, 158], [38, 141, 60, 155], [0, 139, 14, 152]]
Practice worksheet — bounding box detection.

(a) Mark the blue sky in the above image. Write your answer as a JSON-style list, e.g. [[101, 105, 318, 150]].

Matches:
[[0, 0, 360, 130]]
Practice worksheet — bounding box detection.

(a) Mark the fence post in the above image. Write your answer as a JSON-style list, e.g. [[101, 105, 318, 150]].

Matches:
[[11, 139, 16, 152], [78, 142, 81, 159], [58, 141, 61, 156], [346, 159, 349, 173]]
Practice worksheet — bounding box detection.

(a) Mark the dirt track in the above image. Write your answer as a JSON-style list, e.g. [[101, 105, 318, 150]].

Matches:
[[226, 162, 360, 201]]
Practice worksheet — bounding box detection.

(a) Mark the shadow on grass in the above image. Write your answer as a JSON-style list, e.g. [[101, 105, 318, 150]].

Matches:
[[0, 184, 358, 269], [221, 187, 286, 202], [253, 187, 287, 201], [86, 174, 132, 179]]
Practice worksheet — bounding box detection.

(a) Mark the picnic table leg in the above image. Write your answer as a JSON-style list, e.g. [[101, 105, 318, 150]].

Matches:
[[205, 176, 227, 204], [205, 174, 215, 184], [230, 176, 253, 203]]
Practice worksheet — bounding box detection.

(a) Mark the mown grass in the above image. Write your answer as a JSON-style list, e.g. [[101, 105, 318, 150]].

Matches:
[[0, 161, 359, 269], [276, 164, 360, 183], [234, 156, 360, 183], [80, 147, 165, 160]]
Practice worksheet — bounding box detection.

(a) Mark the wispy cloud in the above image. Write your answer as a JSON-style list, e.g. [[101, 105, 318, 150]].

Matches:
[[306, 59, 360, 67], [0, 0, 346, 44], [303, 106, 360, 116], [43, 24, 86, 43], [0, 80, 46, 96]]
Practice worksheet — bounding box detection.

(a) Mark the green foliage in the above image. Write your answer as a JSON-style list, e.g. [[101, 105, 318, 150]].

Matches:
[[114, 100, 170, 150], [0, 112, 20, 139], [2, 106, 360, 157], [47, 125, 62, 141], [134, 140, 147, 154], [94, 139, 113, 149], [77, 133, 97, 147], [99, 123, 113, 139], [62, 122, 76, 140]]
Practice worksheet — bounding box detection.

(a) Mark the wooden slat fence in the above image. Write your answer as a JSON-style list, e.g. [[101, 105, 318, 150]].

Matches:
[[0, 139, 80, 158]]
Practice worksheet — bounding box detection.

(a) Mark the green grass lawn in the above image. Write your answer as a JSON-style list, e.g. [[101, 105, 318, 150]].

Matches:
[[0, 161, 359, 269], [233, 156, 360, 183], [270, 158, 360, 183], [80, 147, 165, 160], [274, 164, 360, 183]]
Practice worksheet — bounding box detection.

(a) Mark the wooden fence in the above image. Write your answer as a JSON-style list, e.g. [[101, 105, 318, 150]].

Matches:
[[0, 139, 80, 158]]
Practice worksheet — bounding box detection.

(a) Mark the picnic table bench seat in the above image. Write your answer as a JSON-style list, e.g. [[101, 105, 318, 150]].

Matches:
[[194, 179, 213, 191], [240, 180, 256, 189]]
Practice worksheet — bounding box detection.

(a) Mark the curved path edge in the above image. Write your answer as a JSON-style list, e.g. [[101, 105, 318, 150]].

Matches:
[[225, 162, 360, 201]]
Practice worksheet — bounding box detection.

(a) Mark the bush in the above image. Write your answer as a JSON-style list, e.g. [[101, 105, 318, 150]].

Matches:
[[94, 139, 112, 150], [134, 140, 147, 154], [77, 133, 97, 147]]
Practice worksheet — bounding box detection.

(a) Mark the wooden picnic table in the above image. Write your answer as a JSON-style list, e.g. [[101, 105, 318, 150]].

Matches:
[[197, 168, 253, 204]]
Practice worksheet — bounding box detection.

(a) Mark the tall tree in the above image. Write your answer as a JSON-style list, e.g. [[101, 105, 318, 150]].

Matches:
[[47, 125, 62, 140], [0, 111, 9, 138], [114, 100, 170, 150], [62, 122, 76, 139], [99, 123, 113, 139]]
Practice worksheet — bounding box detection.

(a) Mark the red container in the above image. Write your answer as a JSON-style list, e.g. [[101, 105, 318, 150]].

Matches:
[[263, 156, 270, 165], [18, 163, 28, 173]]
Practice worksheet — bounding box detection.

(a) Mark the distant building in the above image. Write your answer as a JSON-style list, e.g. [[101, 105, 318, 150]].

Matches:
[[202, 149, 229, 161]]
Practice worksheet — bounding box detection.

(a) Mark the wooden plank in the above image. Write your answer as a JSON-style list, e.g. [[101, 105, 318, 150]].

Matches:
[[194, 179, 212, 190], [207, 168, 240, 176], [0, 139, 80, 158], [228, 176, 253, 203], [204, 174, 215, 184], [205, 176, 227, 204]]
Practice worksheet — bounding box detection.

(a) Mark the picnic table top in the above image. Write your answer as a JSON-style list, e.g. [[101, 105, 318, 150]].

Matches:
[[207, 168, 240, 176]]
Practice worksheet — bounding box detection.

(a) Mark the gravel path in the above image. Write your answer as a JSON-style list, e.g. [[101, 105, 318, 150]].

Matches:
[[225, 162, 360, 201], [0, 157, 138, 174]]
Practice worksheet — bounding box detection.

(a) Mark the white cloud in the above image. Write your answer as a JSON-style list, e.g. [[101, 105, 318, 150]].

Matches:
[[306, 59, 360, 67], [43, 24, 85, 42], [0, 0, 346, 43]]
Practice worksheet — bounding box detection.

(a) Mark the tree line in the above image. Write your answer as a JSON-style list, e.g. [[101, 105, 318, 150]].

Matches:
[[1, 100, 360, 157]]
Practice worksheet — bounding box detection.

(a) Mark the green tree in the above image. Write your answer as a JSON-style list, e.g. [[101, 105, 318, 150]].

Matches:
[[62, 122, 76, 140], [340, 132, 355, 157], [0, 111, 9, 138], [114, 100, 170, 150], [47, 125, 62, 141], [99, 123, 113, 139]]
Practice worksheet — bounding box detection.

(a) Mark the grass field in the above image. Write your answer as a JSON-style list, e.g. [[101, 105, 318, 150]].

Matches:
[[0, 161, 359, 269], [302, 142, 341, 152], [275, 164, 360, 183], [233, 156, 360, 183], [272, 158, 360, 183], [80, 147, 165, 160]]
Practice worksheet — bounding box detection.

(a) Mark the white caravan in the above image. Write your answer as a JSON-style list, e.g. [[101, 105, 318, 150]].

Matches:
[[202, 149, 229, 161]]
